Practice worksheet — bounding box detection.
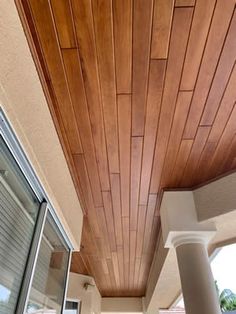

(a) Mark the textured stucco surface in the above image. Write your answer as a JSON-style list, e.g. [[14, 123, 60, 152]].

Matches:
[[101, 297, 143, 313], [67, 273, 101, 314], [0, 0, 83, 248], [194, 172, 236, 221]]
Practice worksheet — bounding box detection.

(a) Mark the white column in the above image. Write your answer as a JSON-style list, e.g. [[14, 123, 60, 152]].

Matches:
[[160, 191, 221, 314]]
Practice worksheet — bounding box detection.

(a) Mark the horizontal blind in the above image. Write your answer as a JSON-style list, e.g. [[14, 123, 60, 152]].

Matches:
[[0, 179, 34, 314]]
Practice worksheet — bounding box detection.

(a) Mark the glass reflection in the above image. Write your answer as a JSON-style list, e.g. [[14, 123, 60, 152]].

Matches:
[[26, 212, 70, 314]]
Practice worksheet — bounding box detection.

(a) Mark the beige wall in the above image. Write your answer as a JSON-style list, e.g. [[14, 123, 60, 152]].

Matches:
[[0, 0, 83, 249], [194, 172, 236, 221], [101, 297, 143, 313], [67, 273, 101, 314]]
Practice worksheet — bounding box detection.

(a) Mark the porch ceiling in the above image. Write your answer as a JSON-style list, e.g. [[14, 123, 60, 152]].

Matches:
[[16, 0, 236, 297]]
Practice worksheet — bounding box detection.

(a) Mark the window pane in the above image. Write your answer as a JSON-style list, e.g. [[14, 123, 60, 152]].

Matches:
[[64, 301, 80, 314], [26, 212, 70, 314], [0, 135, 40, 314]]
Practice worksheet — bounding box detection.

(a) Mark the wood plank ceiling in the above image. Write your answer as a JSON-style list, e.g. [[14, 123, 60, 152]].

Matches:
[[17, 0, 236, 297]]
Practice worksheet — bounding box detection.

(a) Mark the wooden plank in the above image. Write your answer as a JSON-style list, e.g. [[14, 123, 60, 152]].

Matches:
[[142, 194, 157, 254], [150, 7, 193, 193], [208, 66, 236, 143], [201, 12, 236, 125], [71, 0, 110, 189], [117, 246, 125, 290], [170, 139, 193, 186], [113, 0, 132, 93], [130, 137, 143, 230], [81, 218, 99, 256], [139, 60, 166, 205], [112, 252, 120, 289], [181, 126, 211, 186], [62, 49, 103, 206], [73, 154, 100, 237], [183, 0, 235, 138], [175, 0, 195, 6], [102, 192, 117, 252], [50, 0, 76, 48], [118, 95, 131, 217], [151, 0, 174, 59], [110, 174, 123, 247], [122, 217, 130, 290], [92, 0, 119, 173], [161, 91, 193, 188], [71, 252, 89, 275], [133, 257, 141, 290], [180, 0, 216, 90], [129, 230, 137, 290], [232, 157, 236, 170], [133, 204, 146, 288], [191, 142, 217, 186], [29, 0, 82, 154], [96, 207, 111, 259], [208, 105, 236, 178], [132, 0, 154, 136], [107, 258, 117, 292], [217, 134, 236, 175], [136, 205, 147, 258]]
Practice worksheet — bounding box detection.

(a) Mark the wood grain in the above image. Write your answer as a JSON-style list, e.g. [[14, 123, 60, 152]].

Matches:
[[151, 0, 174, 59], [132, 0, 154, 136], [183, 0, 235, 138], [113, 0, 132, 93]]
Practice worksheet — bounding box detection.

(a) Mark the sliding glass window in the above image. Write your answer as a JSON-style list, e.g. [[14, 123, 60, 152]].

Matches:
[[26, 211, 70, 314], [0, 135, 40, 313], [0, 110, 72, 314]]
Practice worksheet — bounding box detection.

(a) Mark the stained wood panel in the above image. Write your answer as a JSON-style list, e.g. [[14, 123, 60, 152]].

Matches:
[[118, 95, 131, 217], [132, 0, 154, 136], [92, 0, 119, 173], [71, 0, 110, 190], [183, 0, 235, 138], [113, 0, 132, 93], [19, 0, 236, 297], [150, 7, 193, 193], [180, 0, 216, 90], [151, 0, 174, 59]]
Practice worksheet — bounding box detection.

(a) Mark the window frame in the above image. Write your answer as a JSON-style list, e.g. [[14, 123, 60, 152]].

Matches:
[[0, 108, 73, 313]]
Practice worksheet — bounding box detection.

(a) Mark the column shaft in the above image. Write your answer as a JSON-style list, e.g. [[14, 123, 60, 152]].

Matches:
[[176, 242, 221, 314]]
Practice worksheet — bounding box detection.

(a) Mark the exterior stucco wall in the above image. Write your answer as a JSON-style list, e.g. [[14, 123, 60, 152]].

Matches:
[[67, 273, 101, 314]]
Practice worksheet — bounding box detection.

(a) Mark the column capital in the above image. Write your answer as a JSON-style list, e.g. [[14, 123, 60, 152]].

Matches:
[[160, 191, 216, 248]]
